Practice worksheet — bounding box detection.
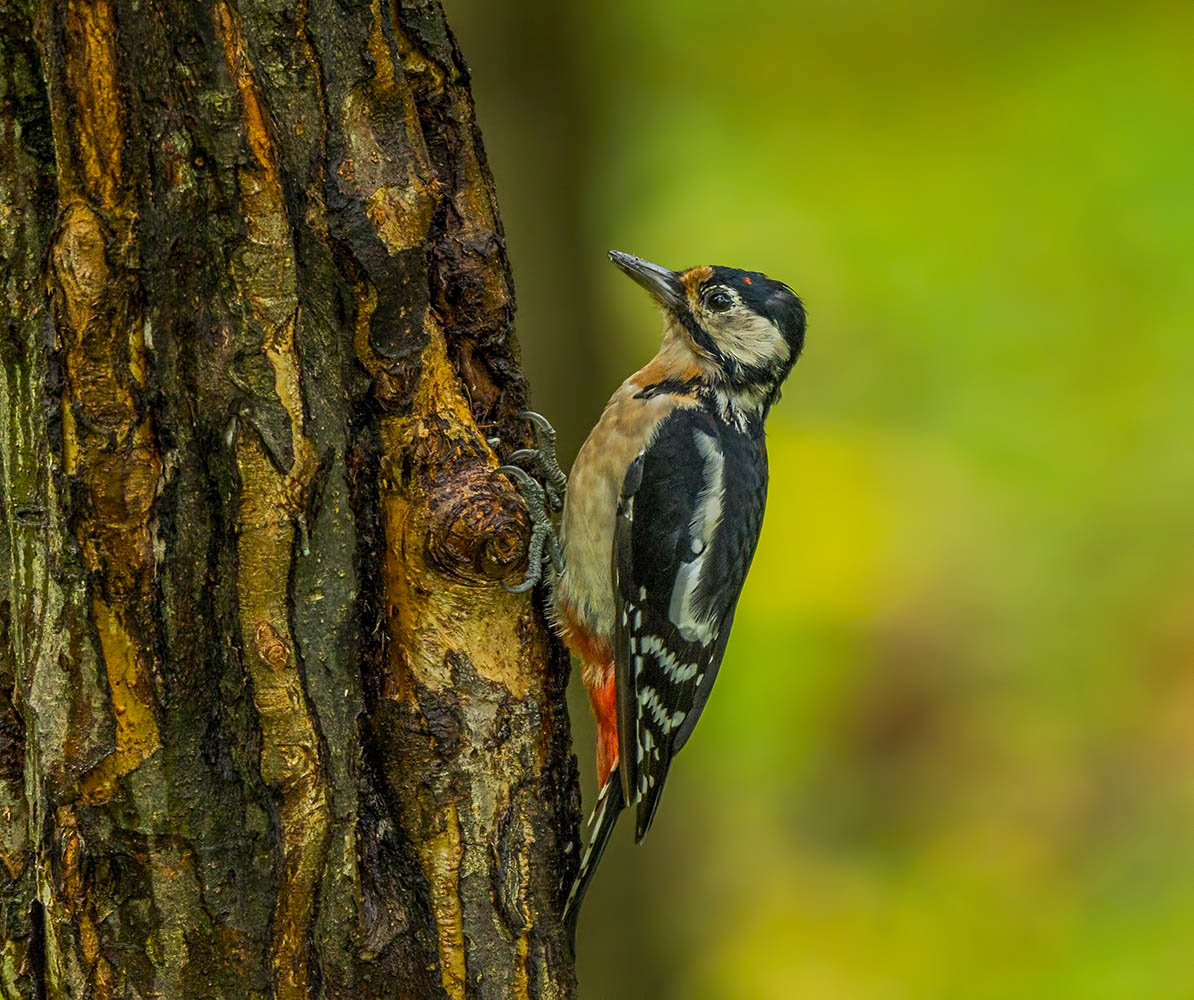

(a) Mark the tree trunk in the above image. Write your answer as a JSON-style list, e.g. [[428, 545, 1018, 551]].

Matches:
[[0, 1, 579, 997]]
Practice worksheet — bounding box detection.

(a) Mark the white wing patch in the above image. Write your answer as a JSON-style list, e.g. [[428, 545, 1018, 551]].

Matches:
[[639, 635, 699, 683], [667, 429, 724, 645], [638, 685, 673, 733]]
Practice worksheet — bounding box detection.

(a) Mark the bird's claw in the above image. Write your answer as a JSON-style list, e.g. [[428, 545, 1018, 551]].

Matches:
[[494, 457, 563, 593], [501, 411, 568, 512]]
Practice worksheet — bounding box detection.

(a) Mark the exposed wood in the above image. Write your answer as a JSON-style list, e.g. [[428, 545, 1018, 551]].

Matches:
[[0, 1, 579, 997]]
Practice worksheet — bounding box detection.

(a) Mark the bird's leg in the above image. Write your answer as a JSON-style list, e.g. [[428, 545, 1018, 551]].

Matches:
[[545, 527, 564, 575], [491, 412, 568, 592], [504, 411, 568, 513], [494, 462, 560, 593]]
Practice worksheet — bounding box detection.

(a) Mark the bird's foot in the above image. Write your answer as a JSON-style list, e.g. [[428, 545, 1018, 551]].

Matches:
[[492, 412, 566, 593], [502, 411, 567, 513]]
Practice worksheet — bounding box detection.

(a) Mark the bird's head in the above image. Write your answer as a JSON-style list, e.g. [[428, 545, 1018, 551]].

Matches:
[[610, 250, 806, 404]]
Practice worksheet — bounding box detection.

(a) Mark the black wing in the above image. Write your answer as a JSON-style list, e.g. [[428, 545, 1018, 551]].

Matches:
[[613, 405, 768, 840]]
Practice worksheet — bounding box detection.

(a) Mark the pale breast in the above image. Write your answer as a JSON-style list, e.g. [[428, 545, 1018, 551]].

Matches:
[[555, 379, 692, 641]]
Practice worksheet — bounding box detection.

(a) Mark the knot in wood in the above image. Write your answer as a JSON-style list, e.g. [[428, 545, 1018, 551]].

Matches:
[[254, 622, 291, 672], [426, 475, 529, 584]]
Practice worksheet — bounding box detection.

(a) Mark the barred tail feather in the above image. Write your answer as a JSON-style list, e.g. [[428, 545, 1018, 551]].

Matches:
[[563, 774, 625, 949]]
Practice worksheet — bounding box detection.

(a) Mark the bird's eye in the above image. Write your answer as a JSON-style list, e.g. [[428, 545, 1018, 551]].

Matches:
[[705, 290, 733, 313]]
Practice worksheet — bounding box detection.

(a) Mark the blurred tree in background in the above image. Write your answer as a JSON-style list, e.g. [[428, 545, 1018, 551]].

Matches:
[[450, 1, 1194, 997]]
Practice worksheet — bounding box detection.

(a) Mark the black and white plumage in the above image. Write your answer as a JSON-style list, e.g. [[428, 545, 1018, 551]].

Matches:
[[614, 402, 768, 838], [513, 250, 806, 943]]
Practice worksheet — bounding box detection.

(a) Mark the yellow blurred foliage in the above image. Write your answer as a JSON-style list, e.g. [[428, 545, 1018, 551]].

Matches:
[[753, 426, 890, 623]]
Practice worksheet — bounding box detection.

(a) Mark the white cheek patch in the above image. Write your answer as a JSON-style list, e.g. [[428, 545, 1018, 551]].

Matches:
[[716, 310, 789, 370]]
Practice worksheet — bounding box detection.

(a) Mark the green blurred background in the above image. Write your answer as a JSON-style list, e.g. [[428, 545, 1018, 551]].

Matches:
[[449, 1, 1194, 995]]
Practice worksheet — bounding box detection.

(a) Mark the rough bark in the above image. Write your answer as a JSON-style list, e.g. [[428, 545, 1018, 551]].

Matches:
[[0, 1, 580, 997]]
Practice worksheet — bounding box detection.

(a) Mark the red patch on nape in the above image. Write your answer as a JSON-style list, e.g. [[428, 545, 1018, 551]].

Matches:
[[743, 276, 752, 285]]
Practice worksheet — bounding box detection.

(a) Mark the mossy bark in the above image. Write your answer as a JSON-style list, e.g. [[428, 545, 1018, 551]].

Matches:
[[0, 1, 579, 997]]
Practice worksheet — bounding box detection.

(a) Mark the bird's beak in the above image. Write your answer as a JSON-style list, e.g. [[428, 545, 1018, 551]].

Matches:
[[609, 251, 685, 311]]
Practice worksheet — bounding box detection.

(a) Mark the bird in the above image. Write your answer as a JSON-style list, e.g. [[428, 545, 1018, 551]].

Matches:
[[497, 250, 806, 943]]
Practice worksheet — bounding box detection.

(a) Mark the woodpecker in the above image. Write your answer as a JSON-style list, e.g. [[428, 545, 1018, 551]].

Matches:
[[499, 251, 806, 941]]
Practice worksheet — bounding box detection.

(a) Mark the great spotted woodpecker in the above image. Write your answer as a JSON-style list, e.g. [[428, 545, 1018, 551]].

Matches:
[[499, 251, 806, 941]]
